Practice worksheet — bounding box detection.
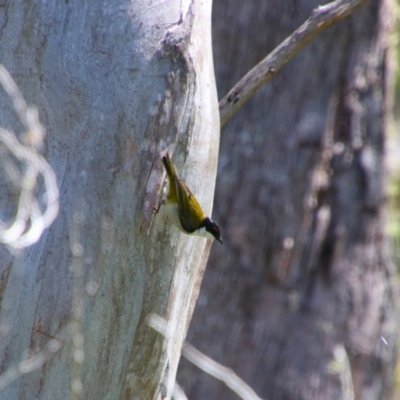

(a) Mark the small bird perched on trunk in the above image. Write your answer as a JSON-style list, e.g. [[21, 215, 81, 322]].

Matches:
[[155, 152, 223, 244]]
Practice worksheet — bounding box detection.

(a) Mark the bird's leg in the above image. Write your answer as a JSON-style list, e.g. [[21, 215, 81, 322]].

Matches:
[[153, 178, 167, 214], [153, 201, 162, 214]]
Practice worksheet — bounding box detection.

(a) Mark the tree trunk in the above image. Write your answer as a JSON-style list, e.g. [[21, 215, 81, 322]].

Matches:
[[178, 0, 399, 399], [0, 1, 218, 399]]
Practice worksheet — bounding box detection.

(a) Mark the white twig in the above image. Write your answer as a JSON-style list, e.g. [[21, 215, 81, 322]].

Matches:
[[172, 382, 189, 400], [146, 315, 264, 400], [0, 64, 59, 250], [182, 343, 265, 400], [146, 313, 172, 340]]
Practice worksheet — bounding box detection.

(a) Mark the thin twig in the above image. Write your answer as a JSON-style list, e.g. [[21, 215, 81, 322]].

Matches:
[[182, 343, 265, 400], [147, 316, 264, 400], [219, 0, 368, 128], [172, 382, 189, 400]]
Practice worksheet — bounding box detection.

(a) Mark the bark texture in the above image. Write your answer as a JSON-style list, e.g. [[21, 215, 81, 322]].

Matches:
[[178, 0, 399, 399], [0, 1, 218, 399]]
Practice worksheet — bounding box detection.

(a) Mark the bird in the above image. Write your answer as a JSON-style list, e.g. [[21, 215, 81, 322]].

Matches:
[[155, 152, 223, 244]]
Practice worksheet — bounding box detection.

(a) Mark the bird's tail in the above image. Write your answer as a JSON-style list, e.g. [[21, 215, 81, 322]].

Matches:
[[162, 152, 176, 181]]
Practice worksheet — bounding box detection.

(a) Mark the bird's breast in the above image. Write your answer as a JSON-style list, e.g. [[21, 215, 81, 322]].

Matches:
[[164, 202, 186, 233]]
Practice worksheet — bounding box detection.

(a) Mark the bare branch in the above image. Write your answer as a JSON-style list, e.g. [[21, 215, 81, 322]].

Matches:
[[182, 343, 265, 400], [219, 0, 367, 128], [147, 315, 263, 400], [172, 382, 189, 400]]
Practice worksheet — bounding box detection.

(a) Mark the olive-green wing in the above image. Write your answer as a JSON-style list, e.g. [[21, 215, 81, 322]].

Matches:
[[174, 177, 206, 233]]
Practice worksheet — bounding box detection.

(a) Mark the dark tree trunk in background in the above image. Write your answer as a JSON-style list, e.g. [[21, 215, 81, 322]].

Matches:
[[178, 1, 399, 399]]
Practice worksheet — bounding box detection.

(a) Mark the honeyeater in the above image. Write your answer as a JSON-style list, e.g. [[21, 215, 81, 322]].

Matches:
[[155, 152, 223, 244]]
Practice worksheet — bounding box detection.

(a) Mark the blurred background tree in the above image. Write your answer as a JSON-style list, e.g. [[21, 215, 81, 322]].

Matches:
[[178, 0, 400, 399]]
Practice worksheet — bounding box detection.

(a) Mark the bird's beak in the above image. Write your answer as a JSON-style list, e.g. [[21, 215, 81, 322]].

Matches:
[[217, 237, 223, 245]]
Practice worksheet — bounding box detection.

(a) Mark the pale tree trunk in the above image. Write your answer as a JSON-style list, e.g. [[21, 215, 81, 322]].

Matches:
[[0, 1, 219, 400], [178, 0, 399, 399]]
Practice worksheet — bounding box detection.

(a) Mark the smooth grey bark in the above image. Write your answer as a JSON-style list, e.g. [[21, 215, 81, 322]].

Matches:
[[178, 0, 399, 399], [0, 1, 219, 399]]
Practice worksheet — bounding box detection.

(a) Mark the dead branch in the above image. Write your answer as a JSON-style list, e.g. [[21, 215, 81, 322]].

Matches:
[[219, 0, 367, 128]]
